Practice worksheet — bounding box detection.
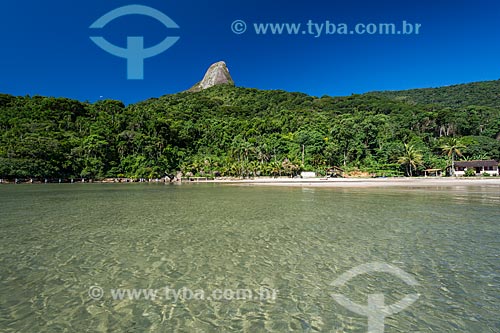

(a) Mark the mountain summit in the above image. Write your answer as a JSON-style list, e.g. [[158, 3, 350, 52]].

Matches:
[[189, 61, 234, 92]]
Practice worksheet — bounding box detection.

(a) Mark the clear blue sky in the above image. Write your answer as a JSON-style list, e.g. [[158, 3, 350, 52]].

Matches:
[[1, 0, 499, 104]]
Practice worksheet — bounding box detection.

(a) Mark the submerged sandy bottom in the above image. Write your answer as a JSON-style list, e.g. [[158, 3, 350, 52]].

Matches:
[[1, 184, 499, 332]]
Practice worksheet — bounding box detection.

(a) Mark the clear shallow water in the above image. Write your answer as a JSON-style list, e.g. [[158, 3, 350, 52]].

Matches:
[[0, 184, 499, 332]]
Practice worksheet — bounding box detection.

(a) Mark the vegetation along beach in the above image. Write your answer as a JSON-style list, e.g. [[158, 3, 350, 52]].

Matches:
[[1, 78, 499, 182]]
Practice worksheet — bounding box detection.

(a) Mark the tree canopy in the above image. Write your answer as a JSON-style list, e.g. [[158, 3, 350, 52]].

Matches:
[[0, 81, 499, 179]]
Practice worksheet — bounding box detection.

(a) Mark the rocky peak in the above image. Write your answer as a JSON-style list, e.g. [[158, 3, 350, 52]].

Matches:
[[189, 61, 234, 92]]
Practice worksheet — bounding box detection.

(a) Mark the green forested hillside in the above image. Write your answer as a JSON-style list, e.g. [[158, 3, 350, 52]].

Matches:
[[1, 82, 499, 180], [368, 80, 500, 108]]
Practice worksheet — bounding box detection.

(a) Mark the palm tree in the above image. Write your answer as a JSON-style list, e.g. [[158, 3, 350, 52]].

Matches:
[[440, 138, 466, 176], [228, 162, 240, 177], [269, 161, 282, 178], [464, 153, 489, 161], [282, 158, 301, 178], [397, 144, 423, 177], [249, 160, 260, 178]]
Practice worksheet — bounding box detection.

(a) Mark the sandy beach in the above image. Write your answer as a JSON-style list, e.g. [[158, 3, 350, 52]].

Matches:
[[190, 177, 500, 188]]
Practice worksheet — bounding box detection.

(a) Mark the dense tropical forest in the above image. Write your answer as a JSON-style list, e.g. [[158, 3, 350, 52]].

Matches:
[[1, 80, 499, 180]]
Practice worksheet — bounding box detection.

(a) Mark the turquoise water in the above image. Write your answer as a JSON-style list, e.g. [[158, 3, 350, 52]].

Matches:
[[0, 184, 499, 332]]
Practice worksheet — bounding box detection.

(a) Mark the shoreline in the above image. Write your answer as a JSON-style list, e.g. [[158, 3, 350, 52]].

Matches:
[[210, 177, 500, 188], [2, 177, 500, 188]]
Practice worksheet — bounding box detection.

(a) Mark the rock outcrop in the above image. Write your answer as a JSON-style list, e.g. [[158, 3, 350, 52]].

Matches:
[[189, 61, 234, 92]]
